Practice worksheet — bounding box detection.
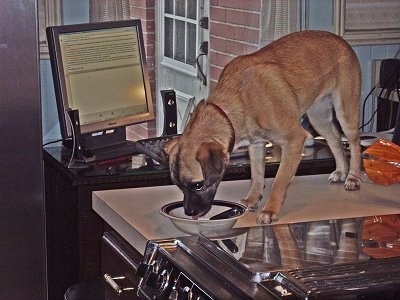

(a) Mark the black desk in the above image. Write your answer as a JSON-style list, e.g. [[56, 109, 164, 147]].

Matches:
[[43, 141, 335, 299]]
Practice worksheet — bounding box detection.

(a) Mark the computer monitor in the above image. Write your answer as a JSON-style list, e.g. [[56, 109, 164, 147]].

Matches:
[[46, 19, 155, 151]]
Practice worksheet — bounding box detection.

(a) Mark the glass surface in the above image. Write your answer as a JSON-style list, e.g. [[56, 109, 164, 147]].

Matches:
[[164, 17, 173, 58], [59, 27, 147, 125], [198, 214, 400, 289], [43, 139, 336, 179], [188, 0, 197, 19], [186, 23, 196, 66], [163, 0, 198, 67], [165, 0, 173, 14], [176, 0, 185, 17], [174, 19, 185, 63]]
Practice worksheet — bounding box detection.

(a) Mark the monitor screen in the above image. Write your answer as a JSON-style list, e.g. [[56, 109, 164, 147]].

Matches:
[[47, 20, 154, 145]]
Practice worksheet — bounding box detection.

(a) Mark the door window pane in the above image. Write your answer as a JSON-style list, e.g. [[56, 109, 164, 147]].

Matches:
[[188, 0, 197, 19], [187, 23, 196, 65], [175, 20, 185, 63], [164, 17, 173, 58], [163, 0, 198, 68], [165, 0, 173, 14], [176, 0, 185, 17]]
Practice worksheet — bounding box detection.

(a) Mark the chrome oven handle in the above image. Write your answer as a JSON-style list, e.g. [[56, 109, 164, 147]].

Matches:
[[104, 273, 134, 295]]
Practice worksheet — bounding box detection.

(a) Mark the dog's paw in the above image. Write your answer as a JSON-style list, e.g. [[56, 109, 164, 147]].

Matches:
[[328, 170, 347, 183], [256, 210, 277, 224], [344, 174, 360, 191], [240, 198, 259, 211]]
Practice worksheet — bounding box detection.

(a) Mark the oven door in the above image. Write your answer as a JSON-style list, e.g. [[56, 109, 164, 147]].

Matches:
[[101, 231, 142, 299]]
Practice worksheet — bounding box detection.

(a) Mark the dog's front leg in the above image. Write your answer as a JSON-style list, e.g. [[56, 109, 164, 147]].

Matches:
[[257, 135, 306, 224], [240, 143, 266, 211]]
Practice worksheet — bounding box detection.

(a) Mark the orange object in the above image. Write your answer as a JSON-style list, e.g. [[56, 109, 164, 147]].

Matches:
[[362, 215, 400, 259], [362, 139, 400, 186]]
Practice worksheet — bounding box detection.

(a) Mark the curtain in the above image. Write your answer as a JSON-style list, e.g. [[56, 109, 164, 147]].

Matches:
[[260, 0, 301, 46], [89, 0, 131, 22]]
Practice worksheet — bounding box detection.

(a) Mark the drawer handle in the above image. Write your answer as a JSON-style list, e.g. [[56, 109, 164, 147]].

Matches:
[[104, 274, 134, 295]]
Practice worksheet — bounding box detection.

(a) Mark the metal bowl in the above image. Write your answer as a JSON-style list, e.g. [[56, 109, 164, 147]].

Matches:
[[160, 200, 248, 235]]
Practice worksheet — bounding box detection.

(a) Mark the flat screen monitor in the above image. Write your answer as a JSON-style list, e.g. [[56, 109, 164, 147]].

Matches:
[[46, 19, 154, 151]]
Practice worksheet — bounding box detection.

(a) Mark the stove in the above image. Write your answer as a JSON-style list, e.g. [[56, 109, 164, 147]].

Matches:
[[136, 215, 400, 299]]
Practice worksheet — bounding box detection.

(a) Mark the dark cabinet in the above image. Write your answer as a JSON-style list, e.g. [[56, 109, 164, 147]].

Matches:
[[0, 0, 46, 298], [44, 147, 172, 300], [102, 231, 142, 299]]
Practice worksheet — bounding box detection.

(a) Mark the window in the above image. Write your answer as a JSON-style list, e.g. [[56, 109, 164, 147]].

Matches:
[[162, 0, 199, 74]]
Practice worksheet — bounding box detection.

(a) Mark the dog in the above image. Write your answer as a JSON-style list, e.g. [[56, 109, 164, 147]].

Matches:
[[164, 30, 361, 224]]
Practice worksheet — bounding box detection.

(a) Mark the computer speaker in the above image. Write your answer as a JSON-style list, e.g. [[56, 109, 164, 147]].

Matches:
[[379, 59, 400, 89], [161, 89, 178, 136]]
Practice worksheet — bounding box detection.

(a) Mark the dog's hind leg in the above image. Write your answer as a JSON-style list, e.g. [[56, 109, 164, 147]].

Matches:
[[241, 143, 266, 211], [307, 92, 361, 190], [332, 88, 361, 190], [257, 127, 308, 224], [307, 95, 348, 183]]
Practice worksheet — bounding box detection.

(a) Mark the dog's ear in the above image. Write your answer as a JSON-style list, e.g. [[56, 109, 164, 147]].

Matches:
[[196, 141, 229, 187], [164, 136, 180, 155]]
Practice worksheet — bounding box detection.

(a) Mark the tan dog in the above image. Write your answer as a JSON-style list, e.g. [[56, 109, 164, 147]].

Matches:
[[165, 30, 361, 224]]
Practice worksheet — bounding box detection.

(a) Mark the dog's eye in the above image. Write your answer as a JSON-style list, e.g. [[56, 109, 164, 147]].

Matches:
[[191, 181, 204, 191]]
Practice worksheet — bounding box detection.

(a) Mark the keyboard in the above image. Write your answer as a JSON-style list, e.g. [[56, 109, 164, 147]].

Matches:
[[84, 134, 258, 164], [90, 135, 180, 164], [137, 135, 265, 162], [135, 134, 180, 164]]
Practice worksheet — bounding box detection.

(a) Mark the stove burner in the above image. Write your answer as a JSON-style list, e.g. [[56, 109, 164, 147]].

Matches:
[[137, 215, 400, 299], [262, 257, 400, 299]]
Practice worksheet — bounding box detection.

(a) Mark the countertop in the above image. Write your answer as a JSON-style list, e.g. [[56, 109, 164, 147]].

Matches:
[[92, 174, 400, 255]]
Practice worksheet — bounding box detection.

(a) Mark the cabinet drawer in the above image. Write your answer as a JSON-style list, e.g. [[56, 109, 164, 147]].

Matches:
[[101, 231, 143, 299]]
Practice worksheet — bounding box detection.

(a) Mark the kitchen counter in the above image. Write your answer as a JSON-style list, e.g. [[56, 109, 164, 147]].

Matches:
[[92, 174, 400, 255]]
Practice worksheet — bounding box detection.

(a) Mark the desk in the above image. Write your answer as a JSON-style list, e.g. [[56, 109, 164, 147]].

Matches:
[[43, 141, 334, 299]]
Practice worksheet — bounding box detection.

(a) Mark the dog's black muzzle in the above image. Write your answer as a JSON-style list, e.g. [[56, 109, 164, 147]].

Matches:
[[182, 186, 218, 217]]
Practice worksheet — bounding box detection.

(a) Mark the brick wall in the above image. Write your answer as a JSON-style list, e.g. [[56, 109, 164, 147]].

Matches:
[[127, 0, 156, 139], [209, 0, 262, 90]]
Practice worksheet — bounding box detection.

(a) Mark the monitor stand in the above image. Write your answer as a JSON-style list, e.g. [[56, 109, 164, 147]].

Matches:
[[81, 127, 127, 150], [66, 109, 96, 163], [66, 109, 137, 163], [80, 127, 140, 162]]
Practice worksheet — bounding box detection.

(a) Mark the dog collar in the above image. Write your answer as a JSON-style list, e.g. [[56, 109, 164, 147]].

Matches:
[[207, 102, 235, 153]]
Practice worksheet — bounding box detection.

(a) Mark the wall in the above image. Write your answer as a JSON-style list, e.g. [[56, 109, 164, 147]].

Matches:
[[127, 0, 157, 139], [41, 0, 89, 143], [305, 0, 399, 131], [209, 0, 262, 90], [354, 45, 399, 131]]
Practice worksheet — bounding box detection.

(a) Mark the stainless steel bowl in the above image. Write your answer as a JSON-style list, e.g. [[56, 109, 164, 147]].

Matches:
[[160, 200, 248, 235]]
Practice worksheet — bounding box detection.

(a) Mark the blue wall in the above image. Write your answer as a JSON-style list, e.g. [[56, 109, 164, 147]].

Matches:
[[305, 0, 399, 131], [41, 0, 89, 143]]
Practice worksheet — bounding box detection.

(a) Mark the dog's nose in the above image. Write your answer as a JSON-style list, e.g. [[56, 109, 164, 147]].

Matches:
[[183, 204, 197, 216]]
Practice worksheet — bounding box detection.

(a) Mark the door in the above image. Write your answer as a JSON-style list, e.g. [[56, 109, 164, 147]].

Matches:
[[156, 0, 210, 134]]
